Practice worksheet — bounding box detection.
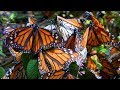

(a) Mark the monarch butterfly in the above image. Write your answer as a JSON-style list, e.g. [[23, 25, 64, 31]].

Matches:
[[65, 29, 89, 67], [57, 16, 82, 41], [10, 61, 27, 79], [44, 24, 57, 32], [79, 28, 89, 48], [111, 59, 120, 70], [8, 46, 22, 61], [75, 27, 89, 50], [105, 15, 113, 24], [99, 59, 117, 79], [86, 53, 105, 79], [42, 70, 75, 79], [57, 16, 82, 28], [87, 56, 97, 71], [6, 16, 54, 54], [108, 52, 120, 70], [86, 45, 93, 53], [75, 29, 89, 65], [65, 26, 89, 52], [26, 16, 36, 26], [38, 48, 79, 74], [87, 56, 117, 79], [110, 47, 119, 55], [85, 12, 111, 46], [65, 33, 76, 51]]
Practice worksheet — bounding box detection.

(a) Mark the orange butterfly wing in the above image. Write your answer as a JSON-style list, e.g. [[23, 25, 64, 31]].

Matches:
[[75, 27, 89, 50], [10, 62, 27, 79], [9, 46, 22, 61], [87, 15, 111, 46], [7, 27, 33, 52], [38, 48, 71, 73], [108, 52, 120, 70], [110, 47, 119, 55], [57, 16, 82, 29], [31, 28, 54, 53], [43, 70, 75, 79], [100, 59, 117, 79], [28, 16, 36, 25], [65, 34, 76, 51], [49, 70, 65, 79], [87, 56, 97, 71], [87, 26, 111, 46], [80, 27, 89, 48], [7, 27, 54, 53], [6, 16, 54, 53], [86, 45, 93, 53], [65, 26, 89, 52], [111, 59, 120, 70]]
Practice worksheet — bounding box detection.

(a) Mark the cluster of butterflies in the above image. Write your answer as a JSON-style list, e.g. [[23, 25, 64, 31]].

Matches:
[[0, 11, 119, 79]]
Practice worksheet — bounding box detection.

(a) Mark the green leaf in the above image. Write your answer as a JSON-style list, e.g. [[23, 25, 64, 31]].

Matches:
[[92, 59, 103, 70], [98, 49, 108, 54], [69, 62, 79, 77], [78, 67, 96, 79], [100, 18, 104, 25], [115, 16, 120, 29], [99, 44, 104, 49], [2, 17, 9, 21], [26, 59, 39, 79], [0, 41, 6, 57], [93, 44, 109, 55], [85, 20, 91, 25], [10, 12, 17, 22], [10, 13, 15, 20], [0, 33, 2, 37], [22, 53, 30, 70], [0, 67, 5, 79], [96, 63, 103, 70], [0, 41, 3, 50], [98, 45, 109, 55], [92, 47, 98, 51]]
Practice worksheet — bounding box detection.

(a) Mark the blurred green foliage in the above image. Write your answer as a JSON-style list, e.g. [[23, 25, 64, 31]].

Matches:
[[0, 67, 5, 78], [0, 34, 6, 57], [115, 16, 120, 29]]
